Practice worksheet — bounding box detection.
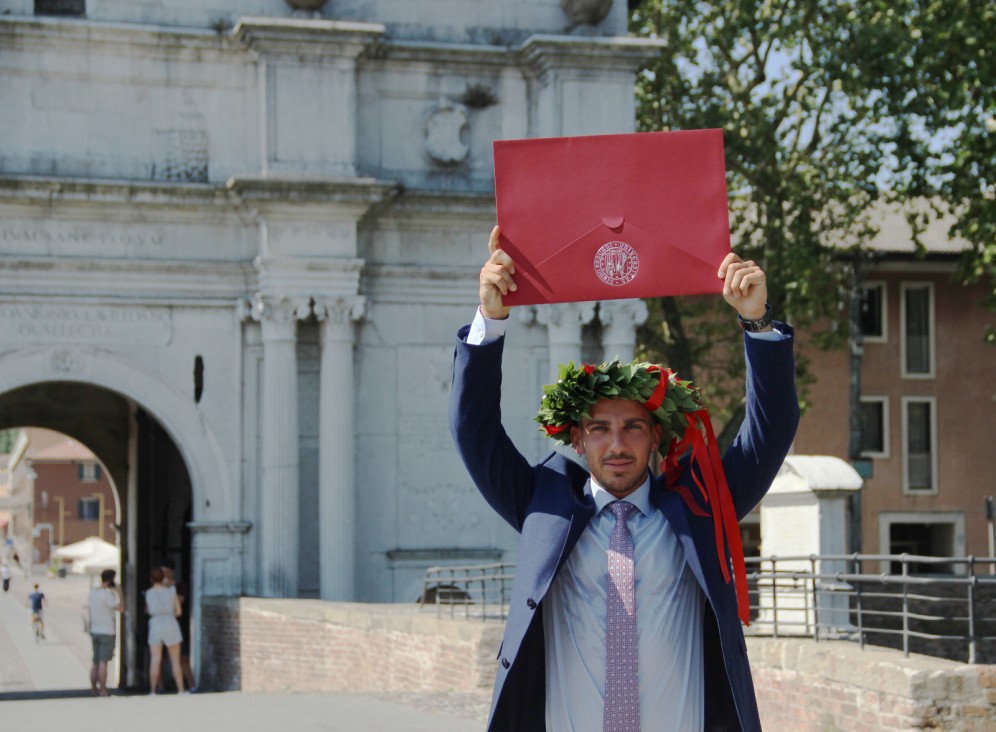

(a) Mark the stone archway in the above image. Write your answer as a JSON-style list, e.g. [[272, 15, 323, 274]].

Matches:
[[0, 346, 235, 690]]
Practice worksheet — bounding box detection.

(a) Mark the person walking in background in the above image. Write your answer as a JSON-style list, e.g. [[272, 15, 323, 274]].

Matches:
[[161, 557, 195, 692], [27, 583, 46, 640], [1, 562, 10, 592], [88, 568, 124, 697], [145, 567, 186, 695]]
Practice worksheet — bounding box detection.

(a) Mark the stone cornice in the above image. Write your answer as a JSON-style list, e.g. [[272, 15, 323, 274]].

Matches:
[[232, 16, 385, 59], [252, 256, 364, 315], [375, 39, 512, 67], [361, 264, 478, 306], [187, 520, 252, 534], [0, 258, 256, 304], [0, 175, 235, 214], [226, 175, 400, 214], [0, 174, 401, 221], [0, 15, 233, 57], [518, 34, 665, 80], [375, 186, 495, 219]]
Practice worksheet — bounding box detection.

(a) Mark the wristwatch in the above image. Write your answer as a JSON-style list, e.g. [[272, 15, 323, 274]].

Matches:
[[738, 303, 774, 332]]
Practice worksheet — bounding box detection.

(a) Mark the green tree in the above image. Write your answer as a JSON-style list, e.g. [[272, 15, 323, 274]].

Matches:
[[0, 429, 18, 455], [629, 0, 994, 432], [848, 1, 995, 342]]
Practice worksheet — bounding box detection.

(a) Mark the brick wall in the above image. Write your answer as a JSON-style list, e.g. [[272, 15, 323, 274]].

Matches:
[[200, 598, 502, 695], [198, 598, 996, 730], [749, 638, 996, 731], [200, 597, 241, 692]]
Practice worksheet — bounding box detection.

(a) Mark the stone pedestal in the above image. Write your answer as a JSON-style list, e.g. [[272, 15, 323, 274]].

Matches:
[[757, 456, 863, 634]]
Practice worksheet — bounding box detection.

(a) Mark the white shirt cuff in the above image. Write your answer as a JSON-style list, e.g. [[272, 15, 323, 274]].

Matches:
[[745, 327, 785, 341], [466, 306, 510, 345]]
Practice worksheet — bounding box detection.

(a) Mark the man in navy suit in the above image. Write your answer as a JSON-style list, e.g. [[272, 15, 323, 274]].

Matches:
[[450, 226, 799, 731]]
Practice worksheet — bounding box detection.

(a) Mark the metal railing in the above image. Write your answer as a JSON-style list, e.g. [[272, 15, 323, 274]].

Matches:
[[419, 554, 996, 663], [418, 562, 515, 621], [744, 553, 996, 663]]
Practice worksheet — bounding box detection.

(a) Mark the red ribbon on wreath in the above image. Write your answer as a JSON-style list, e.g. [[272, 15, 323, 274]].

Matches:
[[644, 368, 750, 626]]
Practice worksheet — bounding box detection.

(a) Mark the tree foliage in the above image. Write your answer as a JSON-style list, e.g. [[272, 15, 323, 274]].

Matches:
[[629, 0, 994, 427]]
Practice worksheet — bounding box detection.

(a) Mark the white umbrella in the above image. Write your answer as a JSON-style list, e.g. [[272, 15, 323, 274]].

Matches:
[[71, 542, 120, 575], [53, 536, 116, 561]]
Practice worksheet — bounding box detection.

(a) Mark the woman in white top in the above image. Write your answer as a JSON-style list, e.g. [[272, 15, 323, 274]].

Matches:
[[145, 567, 186, 694]]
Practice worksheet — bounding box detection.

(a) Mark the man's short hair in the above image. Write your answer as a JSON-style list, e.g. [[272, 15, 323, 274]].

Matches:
[[100, 569, 116, 584]]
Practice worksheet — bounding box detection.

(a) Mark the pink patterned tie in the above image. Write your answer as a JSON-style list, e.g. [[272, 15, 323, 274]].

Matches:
[[604, 500, 640, 732]]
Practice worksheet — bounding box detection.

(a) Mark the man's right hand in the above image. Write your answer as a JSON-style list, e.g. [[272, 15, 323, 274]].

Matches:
[[479, 225, 516, 320]]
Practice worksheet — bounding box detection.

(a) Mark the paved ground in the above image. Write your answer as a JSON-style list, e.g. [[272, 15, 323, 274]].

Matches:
[[0, 570, 491, 731]]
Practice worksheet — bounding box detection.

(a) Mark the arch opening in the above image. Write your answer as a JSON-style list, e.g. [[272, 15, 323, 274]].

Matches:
[[0, 381, 194, 693]]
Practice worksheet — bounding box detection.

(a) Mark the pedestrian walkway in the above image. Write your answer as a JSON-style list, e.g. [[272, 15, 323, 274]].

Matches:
[[0, 570, 93, 694], [1, 571, 489, 731]]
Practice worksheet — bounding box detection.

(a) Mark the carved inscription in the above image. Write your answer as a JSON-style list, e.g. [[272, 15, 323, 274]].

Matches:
[[0, 226, 165, 251], [0, 304, 172, 344]]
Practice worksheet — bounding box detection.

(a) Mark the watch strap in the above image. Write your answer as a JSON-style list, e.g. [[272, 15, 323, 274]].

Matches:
[[738, 303, 774, 332]]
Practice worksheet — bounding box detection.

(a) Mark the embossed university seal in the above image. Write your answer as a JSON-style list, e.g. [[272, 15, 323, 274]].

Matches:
[[594, 241, 639, 286]]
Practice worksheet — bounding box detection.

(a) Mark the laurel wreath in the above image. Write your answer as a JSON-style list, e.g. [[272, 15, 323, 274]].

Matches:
[[534, 359, 706, 456]]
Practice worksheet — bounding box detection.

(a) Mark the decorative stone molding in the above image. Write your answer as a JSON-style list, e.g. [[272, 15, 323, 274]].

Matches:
[[534, 301, 597, 336], [598, 298, 648, 362], [315, 296, 365, 338], [536, 302, 597, 380], [518, 35, 665, 84], [187, 521, 253, 534], [285, 0, 330, 14], [49, 348, 83, 375], [232, 17, 385, 60], [247, 292, 312, 329], [424, 102, 470, 166], [153, 94, 209, 184], [561, 0, 614, 27]]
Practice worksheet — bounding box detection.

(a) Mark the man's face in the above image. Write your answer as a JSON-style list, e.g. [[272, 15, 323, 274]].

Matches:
[[571, 397, 661, 499]]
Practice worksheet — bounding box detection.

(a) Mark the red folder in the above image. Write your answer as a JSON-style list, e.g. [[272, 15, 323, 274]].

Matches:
[[494, 130, 731, 306]]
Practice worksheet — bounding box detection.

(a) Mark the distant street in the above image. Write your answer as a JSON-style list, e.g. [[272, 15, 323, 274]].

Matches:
[[0, 570, 489, 731]]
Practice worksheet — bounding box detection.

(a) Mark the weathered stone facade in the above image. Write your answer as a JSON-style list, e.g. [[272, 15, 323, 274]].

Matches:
[[0, 0, 657, 685]]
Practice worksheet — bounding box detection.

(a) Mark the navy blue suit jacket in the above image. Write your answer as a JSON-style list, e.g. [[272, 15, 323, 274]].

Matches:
[[449, 324, 799, 731]]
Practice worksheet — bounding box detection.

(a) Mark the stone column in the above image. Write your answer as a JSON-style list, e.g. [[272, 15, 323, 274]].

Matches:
[[599, 299, 648, 362], [316, 296, 365, 600], [535, 302, 597, 378], [256, 294, 310, 597]]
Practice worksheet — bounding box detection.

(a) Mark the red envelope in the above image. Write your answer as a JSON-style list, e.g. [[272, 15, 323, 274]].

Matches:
[[494, 130, 731, 306]]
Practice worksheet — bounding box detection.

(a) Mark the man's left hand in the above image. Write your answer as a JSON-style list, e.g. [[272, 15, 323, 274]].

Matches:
[[718, 252, 768, 322]]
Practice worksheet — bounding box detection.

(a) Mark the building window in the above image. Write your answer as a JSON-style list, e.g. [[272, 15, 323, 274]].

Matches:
[[859, 282, 887, 342], [78, 462, 101, 482], [859, 396, 889, 458], [35, 1, 85, 15], [901, 283, 934, 378], [78, 497, 100, 521], [879, 512, 965, 575], [903, 397, 937, 494]]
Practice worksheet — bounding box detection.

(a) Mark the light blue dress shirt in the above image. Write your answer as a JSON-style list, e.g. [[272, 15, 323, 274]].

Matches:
[[544, 477, 705, 732]]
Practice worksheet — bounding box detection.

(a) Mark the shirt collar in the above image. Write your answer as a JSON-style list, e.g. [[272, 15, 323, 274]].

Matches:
[[586, 473, 652, 517]]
